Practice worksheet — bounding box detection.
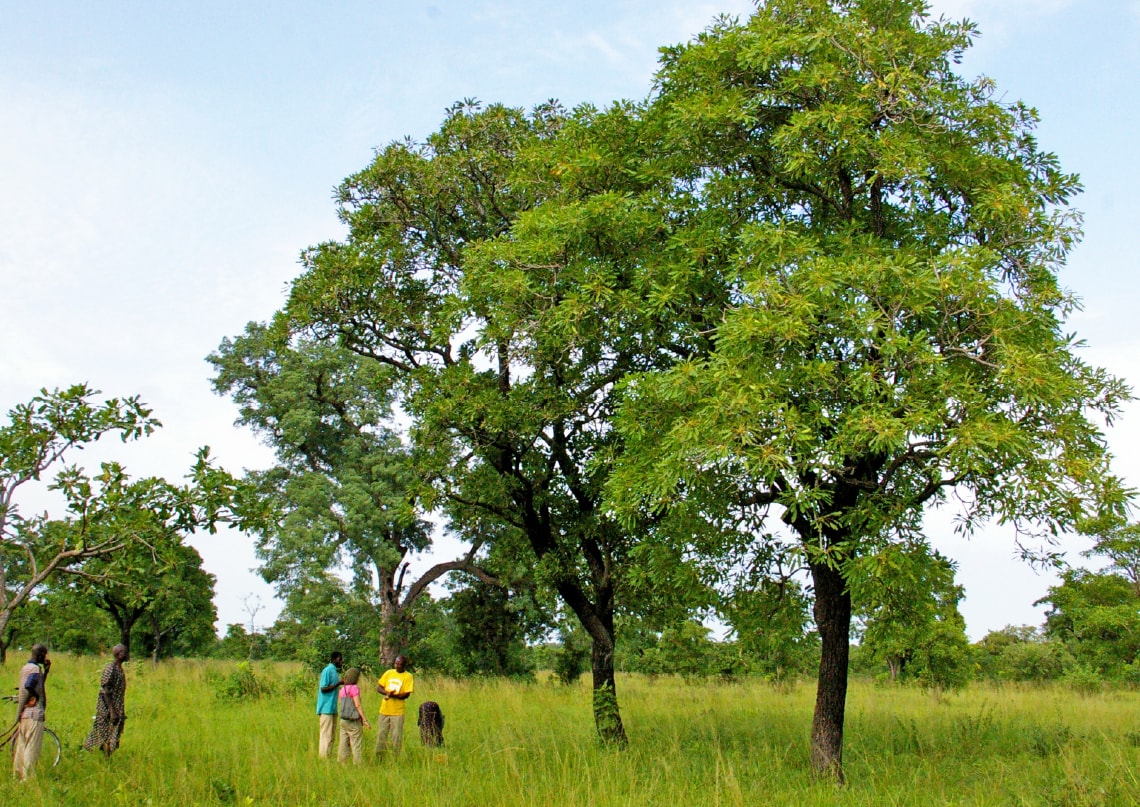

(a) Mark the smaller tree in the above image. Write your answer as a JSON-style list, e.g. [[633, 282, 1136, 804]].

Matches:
[[210, 323, 500, 666], [441, 574, 546, 678], [264, 574, 377, 669], [141, 545, 217, 662], [972, 625, 1070, 682], [722, 577, 818, 683], [1, 385, 243, 664], [0, 384, 157, 661], [66, 526, 217, 659], [216, 624, 260, 661], [1038, 568, 1140, 677], [6, 585, 117, 655], [850, 543, 970, 689], [1083, 521, 1140, 595]]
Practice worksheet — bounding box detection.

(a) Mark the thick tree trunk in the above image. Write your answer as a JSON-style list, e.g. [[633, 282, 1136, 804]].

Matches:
[[590, 630, 628, 747], [377, 597, 406, 668], [101, 600, 145, 656], [810, 558, 852, 782], [506, 446, 628, 746], [556, 580, 627, 746]]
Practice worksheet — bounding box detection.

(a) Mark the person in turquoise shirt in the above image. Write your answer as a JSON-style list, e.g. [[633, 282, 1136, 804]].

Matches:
[[316, 651, 343, 758]]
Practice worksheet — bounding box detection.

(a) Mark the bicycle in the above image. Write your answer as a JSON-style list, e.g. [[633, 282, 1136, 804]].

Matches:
[[2, 693, 62, 767]]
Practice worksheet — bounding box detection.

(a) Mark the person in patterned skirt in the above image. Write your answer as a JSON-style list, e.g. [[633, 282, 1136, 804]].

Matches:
[[84, 644, 128, 756]]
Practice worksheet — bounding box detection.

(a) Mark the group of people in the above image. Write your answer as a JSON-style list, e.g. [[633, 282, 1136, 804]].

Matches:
[[317, 652, 443, 764], [8, 643, 129, 781], [9, 643, 441, 779]]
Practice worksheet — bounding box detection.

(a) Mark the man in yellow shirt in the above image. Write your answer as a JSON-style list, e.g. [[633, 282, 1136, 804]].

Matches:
[[375, 655, 413, 756]]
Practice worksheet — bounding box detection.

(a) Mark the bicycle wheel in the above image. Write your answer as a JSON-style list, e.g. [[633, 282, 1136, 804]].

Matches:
[[42, 727, 61, 767]]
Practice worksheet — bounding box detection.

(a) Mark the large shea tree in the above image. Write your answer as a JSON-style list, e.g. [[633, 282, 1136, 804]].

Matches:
[[606, 0, 1131, 779]]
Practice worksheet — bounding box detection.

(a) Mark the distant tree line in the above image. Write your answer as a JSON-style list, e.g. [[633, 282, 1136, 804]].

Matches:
[[20, 520, 1140, 700]]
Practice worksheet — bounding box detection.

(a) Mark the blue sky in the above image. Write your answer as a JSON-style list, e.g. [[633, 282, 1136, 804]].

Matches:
[[2, 1, 1137, 638]]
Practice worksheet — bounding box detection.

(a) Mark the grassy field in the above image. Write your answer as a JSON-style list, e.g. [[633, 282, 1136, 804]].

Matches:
[[3, 656, 1140, 806]]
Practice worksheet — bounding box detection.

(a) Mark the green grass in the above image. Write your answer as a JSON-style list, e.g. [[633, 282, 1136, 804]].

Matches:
[[4, 656, 1140, 805]]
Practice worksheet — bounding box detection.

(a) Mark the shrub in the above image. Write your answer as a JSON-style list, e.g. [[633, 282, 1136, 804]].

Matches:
[[282, 668, 313, 698], [214, 661, 277, 700], [995, 638, 1071, 682], [1061, 664, 1103, 696], [552, 641, 589, 685]]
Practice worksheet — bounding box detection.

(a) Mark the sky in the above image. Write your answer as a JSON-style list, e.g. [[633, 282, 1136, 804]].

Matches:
[[1, 0, 1137, 641]]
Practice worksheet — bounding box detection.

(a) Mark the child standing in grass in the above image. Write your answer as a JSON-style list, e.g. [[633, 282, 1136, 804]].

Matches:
[[337, 668, 370, 764]]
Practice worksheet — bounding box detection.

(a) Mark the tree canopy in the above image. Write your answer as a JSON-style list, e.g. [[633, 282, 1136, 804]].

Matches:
[[0, 384, 242, 663], [599, 0, 1130, 778], [210, 321, 504, 665], [214, 0, 1129, 779], [272, 99, 692, 744]]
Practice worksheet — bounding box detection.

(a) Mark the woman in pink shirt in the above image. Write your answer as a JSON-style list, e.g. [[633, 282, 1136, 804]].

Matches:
[[337, 667, 370, 763]]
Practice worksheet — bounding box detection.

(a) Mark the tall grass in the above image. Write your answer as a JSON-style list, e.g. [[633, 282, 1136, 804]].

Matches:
[[3, 655, 1140, 805]]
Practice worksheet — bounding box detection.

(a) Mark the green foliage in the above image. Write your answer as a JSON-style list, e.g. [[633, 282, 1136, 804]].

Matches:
[[276, 97, 671, 741], [7, 587, 118, 655], [971, 625, 1072, 682], [552, 624, 592, 686], [67, 539, 218, 660], [212, 661, 278, 701], [215, 624, 268, 662], [280, 668, 312, 698], [633, 621, 711, 679], [0, 384, 244, 662], [1061, 664, 1103, 696], [218, 0, 1134, 774], [395, 594, 454, 674], [850, 543, 970, 690], [1081, 521, 1140, 589], [254, 574, 540, 680], [721, 578, 818, 681], [592, 681, 624, 747], [619, 621, 753, 681], [1039, 568, 1140, 677], [947, 705, 998, 749], [210, 324, 448, 665], [998, 641, 1071, 683], [1, 384, 157, 653], [1029, 722, 1074, 757], [609, 0, 1130, 540], [261, 575, 380, 671], [438, 575, 543, 679], [592, 0, 1130, 775]]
